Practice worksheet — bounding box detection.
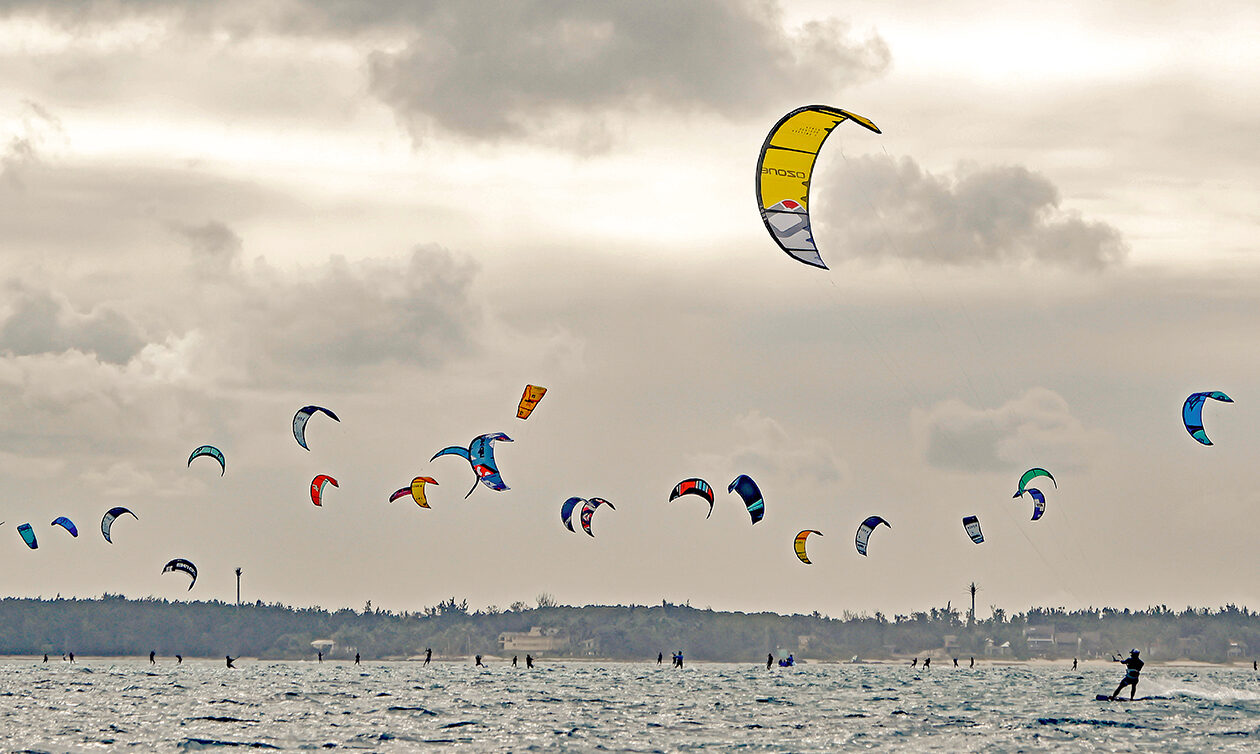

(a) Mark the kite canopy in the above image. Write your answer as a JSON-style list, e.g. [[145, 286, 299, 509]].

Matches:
[[432, 433, 513, 498], [388, 488, 411, 503], [794, 530, 822, 564], [1024, 488, 1047, 521], [756, 105, 881, 269], [293, 405, 340, 450], [855, 516, 890, 556], [1182, 391, 1233, 445], [580, 497, 615, 537], [962, 515, 984, 544], [669, 478, 715, 518], [310, 475, 338, 506], [51, 516, 78, 537], [187, 444, 225, 475], [1013, 468, 1056, 498], [410, 476, 438, 508], [162, 558, 198, 590], [17, 523, 37, 549], [101, 507, 137, 543], [560, 497, 585, 532], [516, 385, 547, 420], [728, 475, 765, 525]]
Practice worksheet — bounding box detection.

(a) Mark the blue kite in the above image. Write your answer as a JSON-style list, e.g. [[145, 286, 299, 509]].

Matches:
[[728, 475, 765, 525], [431, 432, 513, 498], [1182, 391, 1232, 446]]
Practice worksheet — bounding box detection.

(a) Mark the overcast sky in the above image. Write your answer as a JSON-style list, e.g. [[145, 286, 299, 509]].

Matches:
[[0, 0, 1256, 619]]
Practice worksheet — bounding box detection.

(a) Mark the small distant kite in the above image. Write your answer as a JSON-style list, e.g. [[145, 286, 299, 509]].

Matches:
[[962, 515, 984, 544], [51, 517, 78, 537], [162, 558, 198, 590], [669, 478, 715, 518], [431, 433, 513, 498], [17, 523, 37, 549], [756, 105, 881, 269], [1182, 391, 1233, 445], [293, 405, 340, 450], [855, 516, 890, 556], [389, 476, 438, 508], [388, 488, 411, 503], [516, 385, 547, 420], [794, 530, 822, 564], [561, 497, 585, 532], [1013, 468, 1056, 498], [310, 475, 338, 507], [1021, 488, 1047, 521], [187, 445, 225, 476], [579, 498, 615, 537], [728, 475, 765, 525], [101, 507, 137, 544]]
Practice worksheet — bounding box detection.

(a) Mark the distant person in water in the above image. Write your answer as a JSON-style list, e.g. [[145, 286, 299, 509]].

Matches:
[[68, 653, 74, 663], [923, 657, 930, 670], [1073, 658, 1078, 670], [176, 655, 183, 664], [1254, 660, 1257, 671], [1109, 649, 1143, 700], [42, 655, 48, 663], [911, 657, 917, 668], [953, 657, 958, 667], [355, 653, 360, 665], [150, 651, 156, 665], [225, 656, 236, 668], [969, 657, 974, 668], [512, 656, 518, 668], [317, 651, 322, 663], [526, 654, 534, 668], [424, 648, 432, 666], [657, 652, 663, 665], [767, 653, 774, 670], [475, 655, 483, 667]]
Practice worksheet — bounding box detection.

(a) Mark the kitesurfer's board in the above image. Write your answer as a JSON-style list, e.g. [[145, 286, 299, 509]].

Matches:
[[1095, 695, 1165, 702]]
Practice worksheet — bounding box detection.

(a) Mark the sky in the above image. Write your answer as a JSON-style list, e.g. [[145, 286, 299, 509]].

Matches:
[[0, 0, 1256, 620]]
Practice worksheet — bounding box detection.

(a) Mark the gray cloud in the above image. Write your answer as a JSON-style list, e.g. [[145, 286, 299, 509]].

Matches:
[[367, 3, 889, 144], [913, 388, 1104, 473], [1, 101, 63, 188], [0, 286, 146, 364], [817, 156, 1127, 269]]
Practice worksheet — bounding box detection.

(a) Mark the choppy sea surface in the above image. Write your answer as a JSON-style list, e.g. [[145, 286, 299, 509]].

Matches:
[[0, 659, 1257, 751]]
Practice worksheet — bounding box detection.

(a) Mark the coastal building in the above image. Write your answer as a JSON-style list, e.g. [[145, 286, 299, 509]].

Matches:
[[498, 626, 568, 653], [1024, 624, 1056, 655]]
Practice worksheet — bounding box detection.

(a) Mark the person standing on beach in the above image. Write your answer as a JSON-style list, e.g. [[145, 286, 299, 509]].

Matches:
[[425, 648, 432, 666]]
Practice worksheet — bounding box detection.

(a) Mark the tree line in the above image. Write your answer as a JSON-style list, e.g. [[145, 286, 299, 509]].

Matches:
[[0, 595, 1255, 663]]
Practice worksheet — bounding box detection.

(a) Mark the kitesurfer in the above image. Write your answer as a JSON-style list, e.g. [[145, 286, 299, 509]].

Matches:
[[176, 655, 183, 664], [355, 653, 360, 665], [923, 657, 930, 670], [1254, 660, 1257, 671], [767, 653, 774, 670], [226, 656, 236, 668], [42, 654, 47, 663], [425, 648, 432, 666], [969, 657, 974, 668], [911, 657, 917, 668], [512, 656, 518, 667], [526, 654, 534, 668], [1073, 658, 1078, 670], [318, 651, 323, 662], [657, 652, 663, 665], [475, 655, 483, 667], [953, 658, 958, 667], [68, 653, 74, 663], [150, 651, 156, 665], [1109, 649, 1143, 700]]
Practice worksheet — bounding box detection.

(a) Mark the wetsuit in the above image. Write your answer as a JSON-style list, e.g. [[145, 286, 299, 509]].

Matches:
[[1111, 654, 1143, 699]]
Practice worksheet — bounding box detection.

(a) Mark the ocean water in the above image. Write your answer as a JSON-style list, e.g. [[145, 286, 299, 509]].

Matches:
[[0, 659, 1257, 751]]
